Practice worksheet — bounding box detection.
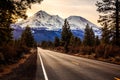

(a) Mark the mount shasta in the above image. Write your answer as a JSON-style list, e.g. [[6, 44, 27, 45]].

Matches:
[[11, 10, 101, 43]]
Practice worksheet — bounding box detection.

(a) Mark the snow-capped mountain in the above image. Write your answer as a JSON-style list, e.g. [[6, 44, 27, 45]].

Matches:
[[12, 10, 101, 42], [15, 10, 64, 30]]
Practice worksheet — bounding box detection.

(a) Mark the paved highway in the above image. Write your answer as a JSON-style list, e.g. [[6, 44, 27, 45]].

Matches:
[[37, 47, 120, 80]]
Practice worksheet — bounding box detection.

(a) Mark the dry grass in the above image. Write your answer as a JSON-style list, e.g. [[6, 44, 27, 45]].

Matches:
[[0, 50, 37, 80], [0, 54, 30, 77]]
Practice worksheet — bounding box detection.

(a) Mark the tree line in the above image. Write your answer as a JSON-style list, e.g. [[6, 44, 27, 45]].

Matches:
[[41, 18, 120, 59], [41, 0, 120, 60], [0, 0, 42, 65]]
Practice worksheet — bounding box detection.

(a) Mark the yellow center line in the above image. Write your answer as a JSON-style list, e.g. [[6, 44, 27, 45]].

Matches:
[[71, 61, 79, 65]]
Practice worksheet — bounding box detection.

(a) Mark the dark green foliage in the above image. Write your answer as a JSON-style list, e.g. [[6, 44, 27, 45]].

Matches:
[[41, 41, 53, 49], [90, 27, 95, 46], [70, 35, 75, 46], [75, 37, 81, 46], [95, 36, 100, 46], [61, 19, 72, 53], [95, 44, 120, 58], [0, 0, 43, 46], [83, 24, 95, 46], [0, 40, 28, 64], [80, 46, 94, 55], [96, 0, 120, 46], [47, 41, 53, 48], [70, 36, 81, 47], [41, 41, 47, 48], [54, 37, 60, 47], [95, 44, 106, 58], [20, 26, 36, 48], [101, 22, 111, 44], [0, 0, 43, 65]]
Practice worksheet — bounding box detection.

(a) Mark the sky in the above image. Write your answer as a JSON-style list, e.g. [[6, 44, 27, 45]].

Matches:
[[26, 0, 101, 26]]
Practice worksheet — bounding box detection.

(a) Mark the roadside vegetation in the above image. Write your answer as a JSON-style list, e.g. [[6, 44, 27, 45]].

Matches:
[[40, 0, 120, 64], [0, 0, 43, 75]]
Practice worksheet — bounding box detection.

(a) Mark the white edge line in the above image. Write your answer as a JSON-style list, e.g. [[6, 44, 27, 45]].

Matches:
[[38, 49, 48, 80]]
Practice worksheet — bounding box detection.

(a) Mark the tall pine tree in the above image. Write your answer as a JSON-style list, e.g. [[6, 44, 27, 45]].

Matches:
[[96, 0, 120, 46], [101, 22, 111, 44], [83, 24, 95, 46], [20, 26, 35, 48], [95, 36, 100, 46], [61, 19, 72, 52], [54, 36, 60, 47]]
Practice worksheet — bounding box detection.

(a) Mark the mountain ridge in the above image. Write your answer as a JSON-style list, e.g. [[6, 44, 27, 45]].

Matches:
[[14, 10, 100, 30], [11, 10, 101, 42]]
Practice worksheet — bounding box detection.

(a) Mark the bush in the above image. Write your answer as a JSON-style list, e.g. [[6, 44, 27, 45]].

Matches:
[[1, 43, 18, 63], [104, 45, 113, 58], [68, 46, 80, 54], [80, 46, 94, 55], [95, 44, 120, 58], [95, 44, 106, 58], [0, 52, 5, 64], [0, 40, 31, 64]]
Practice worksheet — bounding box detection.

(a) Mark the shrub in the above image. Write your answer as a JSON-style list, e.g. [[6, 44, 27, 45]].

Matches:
[[80, 46, 94, 55], [95, 44, 120, 58], [95, 44, 106, 58], [0, 40, 31, 64], [0, 52, 5, 64], [1, 43, 18, 63], [103, 45, 116, 58]]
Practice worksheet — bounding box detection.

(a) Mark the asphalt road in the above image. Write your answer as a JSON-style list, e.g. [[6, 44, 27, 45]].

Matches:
[[37, 47, 120, 80]]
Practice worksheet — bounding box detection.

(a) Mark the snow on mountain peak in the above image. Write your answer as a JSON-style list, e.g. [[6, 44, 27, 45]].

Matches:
[[67, 16, 99, 30], [13, 10, 100, 32], [12, 10, 101, 42]]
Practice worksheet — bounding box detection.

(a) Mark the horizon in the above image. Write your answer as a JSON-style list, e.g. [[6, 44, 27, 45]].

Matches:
[[26, 0, 102, 27]]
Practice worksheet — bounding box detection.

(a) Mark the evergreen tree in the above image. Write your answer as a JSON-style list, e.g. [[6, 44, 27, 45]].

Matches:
[[41, 41, 47, 48], [70, 35, 75, 46], [61, 19, 72, 52], [20, 26, 35, 48], [54, 37, 60, 47], [101, 23, 111, 44], [83, 24, 90, 46], [0, 0, 43, 46], [95, 36, 100, 46], [75, 37, 81, 47], [96, 0, 120, 46], [70, 36, 81, 47], [89, 27, 95, 46], [83, 24, 95, 46]]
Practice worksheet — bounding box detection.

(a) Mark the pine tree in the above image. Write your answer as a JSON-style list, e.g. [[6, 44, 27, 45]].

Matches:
[[0, 0, 43, 46], [70, 35, 81, 47], [83, 24, 95, 46], [95, 36, 100, 46], [54, 37, 60, 47], [61, 19, 72, 52], [101, 23, 111, 44], [75, 37, 81, 47], [89, 27, 95, 46], [96, 0, 120, 46], [41, 41, 47, 48], [20, 26, 35, 48], [70, 35, 75, 46]]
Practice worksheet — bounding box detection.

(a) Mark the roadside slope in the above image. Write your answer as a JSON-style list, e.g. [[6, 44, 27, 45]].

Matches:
[[0, 53, 37, 80]]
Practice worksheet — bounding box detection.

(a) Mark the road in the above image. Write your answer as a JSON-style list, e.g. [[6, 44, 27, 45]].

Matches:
[[37, 47, 120, 80]]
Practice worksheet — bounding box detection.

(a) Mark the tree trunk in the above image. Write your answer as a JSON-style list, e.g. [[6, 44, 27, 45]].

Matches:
[[115, 0, 120, 46]]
